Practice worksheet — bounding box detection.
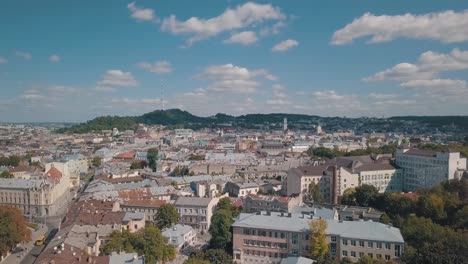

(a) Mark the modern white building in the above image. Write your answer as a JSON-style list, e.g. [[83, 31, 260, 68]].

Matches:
[[395, 148, 467, 191]]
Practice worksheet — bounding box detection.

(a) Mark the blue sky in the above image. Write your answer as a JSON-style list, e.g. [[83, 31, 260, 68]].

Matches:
[[1, 0, 468, 122]]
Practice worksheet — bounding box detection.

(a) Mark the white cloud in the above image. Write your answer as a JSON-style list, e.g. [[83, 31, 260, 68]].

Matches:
[[272, 84, 286, 91], [15, 51, 32, 60], [161, 2, 285, 44], [137, 61, 172, 74], [272, 39, 299, 52], [95, 86, 118, 93], [49, 55, 60, 62], [368, 93, 400, 100], [111, 98, 163, 105], [365, 48, 468, 81], [98, 70, 139, 87], [331, 10, 468, 45], [127, 2, 156, 21], [0, 56, 7, 64], [199, 64, 277, 93], [223, 31, 258, 45], [47, 85, 80, 95], [400, 79, 467, 89], [259, 21, 285, 36]]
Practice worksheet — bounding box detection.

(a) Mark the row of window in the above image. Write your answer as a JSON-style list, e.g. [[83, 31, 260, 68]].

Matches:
[[341, 239, 392, 250], [243, 228, 287, 238], [243, 239, 288, 249], [342, 251, 392, 260], [243, 250, 288, 259]]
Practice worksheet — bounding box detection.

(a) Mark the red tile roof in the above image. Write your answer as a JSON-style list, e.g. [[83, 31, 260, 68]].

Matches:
[[113, 151, 136, 159], [45, 167, 63, 181]]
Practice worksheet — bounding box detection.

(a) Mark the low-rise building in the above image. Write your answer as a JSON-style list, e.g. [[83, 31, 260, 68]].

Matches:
[[232, 212, 404, 264], [243, 194, 301, 214], [174, 196, 219, 232], [162, 224, 197, 252]]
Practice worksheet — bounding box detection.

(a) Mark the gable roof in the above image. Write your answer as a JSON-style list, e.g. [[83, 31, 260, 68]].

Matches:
[[45, 167, 63, 181]]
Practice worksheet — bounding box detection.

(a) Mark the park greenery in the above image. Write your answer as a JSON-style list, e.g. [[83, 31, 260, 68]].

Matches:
[[307, 145, 397, 160], [147, 148, 158, 172], [184, 249, 233, 264], [0, 170, 14, 178], [209, 197, 240, 252], [0, 206, 31, 257], [91, 156, 101, 167], [0, 155, 20, 167], [310, 218, 329, 262], [154, 204, 180, 230], [341, 178, 468, 263], [101, 225, 175, 264]]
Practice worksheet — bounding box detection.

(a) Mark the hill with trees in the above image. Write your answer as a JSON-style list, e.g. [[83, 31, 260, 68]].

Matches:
[[55, 108, 468, 134]]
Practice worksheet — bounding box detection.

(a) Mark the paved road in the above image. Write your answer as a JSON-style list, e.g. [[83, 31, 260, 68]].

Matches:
[[1, 225, 48, 264]]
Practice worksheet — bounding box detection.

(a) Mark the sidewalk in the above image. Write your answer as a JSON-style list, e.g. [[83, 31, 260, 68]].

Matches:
[[0, 225, 48, 264]]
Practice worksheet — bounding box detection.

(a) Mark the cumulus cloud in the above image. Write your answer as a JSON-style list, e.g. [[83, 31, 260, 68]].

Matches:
[[161, 2, 284, 44], [47, 85, 80, 94], [272, 39, 299, 52], [94, 86, 117, 93], [127, 2, 156, 21], [98, 70, 139, 87], [15, 51, 32, 60], [368, 93, 400, 100], [137, 61, 172, 74], [331, 10, 468, 45], [0, 56, 7, 64], [365, 48, 468, 81], [198, 64, 277, 93], [49, 55, 60, 62], [400, 79, 467, 89], [223, 31, 258, 45], [259, 21, 285, 36]]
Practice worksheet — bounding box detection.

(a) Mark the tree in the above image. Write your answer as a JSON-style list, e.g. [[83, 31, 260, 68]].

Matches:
[[92, 156, 101, 167], [309, 219, 328, 261], [308, 181, 323, 203], [217, 197, 240, 217], [130, 161, 142, 170], [340, 258, 353, 264], [209, 209, 234, 250], [184, 258, 210, 264], [354, 185, 379, 207], [340, 188, 356, 205], [155, 204, 180, 229], [0, 170, 13, 178], [201, 249, 233, 264], [0, 206, 32, 257], [101, 225, 175, 264], [380, 213, 390, 224], [357, 255, 374, 264], [147, 148, 158, 172], [416, 193, 447, 223]]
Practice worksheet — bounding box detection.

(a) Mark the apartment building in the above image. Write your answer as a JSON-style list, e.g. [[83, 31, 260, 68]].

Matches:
[[285, 165, 335, 203], [243, 194, 301, 214], [395, 148, 466, 191], [174, 196, 219, 231], [0, 166, 70, 217], [45, 154, 88, 188], [232, 212, 404, 264]]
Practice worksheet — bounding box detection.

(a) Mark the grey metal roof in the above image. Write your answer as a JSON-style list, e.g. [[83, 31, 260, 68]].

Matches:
[[281, 256, 316, 264], [109, 252, 144, 264], [0, 178, 48, 189], [123, 212, 145, 222], [162, 224, 195, 247], [232, 212, 404, 243], [175, 196, 213, 207]]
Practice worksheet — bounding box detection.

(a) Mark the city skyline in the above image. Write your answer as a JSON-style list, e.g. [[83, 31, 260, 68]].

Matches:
[[1, 0, 468, 122]]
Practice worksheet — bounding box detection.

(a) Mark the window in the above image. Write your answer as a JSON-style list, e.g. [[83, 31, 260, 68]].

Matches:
[[385, 243, 391, 250], [376, 254, 382, 260], [368, 241, 373, 248], [359, 241, 364, 247], [395, 245, 401, 257], [368, 253, 373, 258], [342, 250, 348, 257], [376, 242, 382, 249], [351, 240, 356, 246], [359, 252, 364, 258], [331, 236, 337, 242], [385, 255, 391, 260], [342, 239, 348, 245], [351, 251, 356, 257]]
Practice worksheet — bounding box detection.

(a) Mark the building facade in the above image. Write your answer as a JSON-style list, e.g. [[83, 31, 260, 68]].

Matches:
[[232, 212, 404, 264], [174, 196, 219, 232], [395, 148, 467, 191]]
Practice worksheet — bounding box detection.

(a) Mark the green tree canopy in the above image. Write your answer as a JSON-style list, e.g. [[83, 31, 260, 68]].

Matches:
[[0, 206, 32, 257], [209, 209, 234, 250], [308, 181, 324, 203], [147, 148, 158, 172], [0, 170, 13, 178], [309, 218, 328, 261], [92, 156, 101, 167], [155, 204, 180, 230], [102, 225, 175, 264]]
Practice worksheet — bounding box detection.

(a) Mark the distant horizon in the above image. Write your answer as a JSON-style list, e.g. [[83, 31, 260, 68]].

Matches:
[[1, 108, 467, 124]]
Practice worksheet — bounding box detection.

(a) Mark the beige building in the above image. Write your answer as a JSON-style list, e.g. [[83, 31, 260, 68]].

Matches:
[[285, 165, 335, 203], [232, 212, 404, 264], [174, 196, 220, 232], [243, 194, 301, 214], [45, 155, 88, 188], [0, 166, 70, 217]]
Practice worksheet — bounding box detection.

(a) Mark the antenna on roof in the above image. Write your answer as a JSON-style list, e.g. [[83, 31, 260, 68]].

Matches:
[[160, 78, 165, 111]]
